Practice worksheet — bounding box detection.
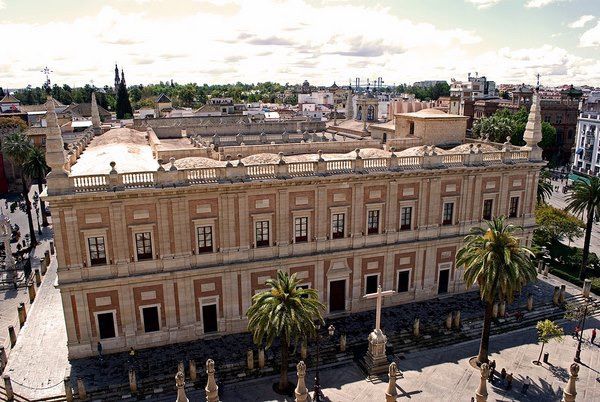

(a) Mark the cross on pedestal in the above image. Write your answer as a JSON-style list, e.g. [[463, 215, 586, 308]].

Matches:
[[362, 285, 395, 378], [363, 285, 395, 331]]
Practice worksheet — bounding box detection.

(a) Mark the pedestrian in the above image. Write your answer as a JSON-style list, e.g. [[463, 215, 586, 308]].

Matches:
[[97, 341, 103, 358], [488, 360, 496, 383], [592, 328, 597, 345], [521, 376, 531, 394], [506, 373, 513, 390], [573, 325, 581, 339], [500, 368, 506, 380]]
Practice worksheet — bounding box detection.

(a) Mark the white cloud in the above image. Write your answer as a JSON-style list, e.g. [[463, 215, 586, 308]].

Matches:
[[525, 0, 569, 8], [0, 0, 5, 10], [580, 21, 600, 47], [464, 0, 504, 9], [568, 15, 595, 28]]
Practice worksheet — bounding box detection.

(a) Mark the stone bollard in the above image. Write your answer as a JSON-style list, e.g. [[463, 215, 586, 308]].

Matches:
[[35, 269, 41, 286], [385, 362, 399, 402], [50, 241, 55, 255], [128, 369, 137, 394], [527, 294, 534, 311], [582, 279, 592, 298], [413, 318, 420, 337], [44, 250, 50, 267], [3, 374, 14, 401], [177, 361, 185, 378], [40, 258, 47, 276], [445, 312, 452, 330], [8, 326, 17, 347], [559, 285, 566, 304], [453, 310, 461, 330], [562, 363, 579, 402], [537, 260, 543, 274], [301, 341, 307, 360], [247, 349, 254, 370], [543, 264, 549, 277], [258, 348, 265, 369], [552, 286, 560, 305], [189, 359, 197, 382], [28, 283, 36, 303], [492, 302, 498, 318], [0, 346, 6, 370], [340, 334, 347, 352], [64, 376, 73, 402], [498, 301, 506, 318], [294, 361, 309, 402], [205, 359, 218, 402], [475, 363, 489, 402], [175, 371, 188, 402], [77, 377, 87, 401], [17, 303, 26, 327]]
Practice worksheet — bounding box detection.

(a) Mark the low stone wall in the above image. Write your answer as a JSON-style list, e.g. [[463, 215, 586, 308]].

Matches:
[[385, 137, 423, 151], [218, 139, 383, 159]]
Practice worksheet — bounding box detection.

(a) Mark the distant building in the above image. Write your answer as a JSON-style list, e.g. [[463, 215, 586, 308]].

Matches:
[[154, 94, 173, 118], [412, 80, 447, 88], [572, 91, 600, 174], [449, 73, 496, 116]]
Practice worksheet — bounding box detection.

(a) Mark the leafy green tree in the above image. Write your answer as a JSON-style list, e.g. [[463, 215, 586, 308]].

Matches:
[[22, 146, 49, 226], [1, 131, 37, 244], [456, 217, 537, 364], [566, 177, 600, 280], [537, 170, 553, 204], [0, 117, 28, 133], [534, 204, 584, 247], [246, 270, 325, 392], [534, 320, 564, 364], [115, 82, 133, 119]]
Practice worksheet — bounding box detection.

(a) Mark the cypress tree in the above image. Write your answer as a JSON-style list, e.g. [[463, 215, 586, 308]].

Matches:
[[115, 81, 133, 119]]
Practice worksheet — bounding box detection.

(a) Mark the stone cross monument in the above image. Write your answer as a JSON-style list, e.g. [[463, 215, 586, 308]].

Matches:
[[205, 359, 218, 402], [523, 90, 543, 161], [362, 285, 395, 377]]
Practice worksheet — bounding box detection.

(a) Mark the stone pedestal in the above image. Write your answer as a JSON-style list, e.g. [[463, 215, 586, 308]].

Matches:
[[362, 329, 389, 377], [205, 359, 218, 402], [258, 348, 265, 369], [498, 301, 506, 318], [543, 264, 549, 277], [35, 269, 41, 286], [527, 294, 534, 311], [44, 250, 50, 267], [413, 318, 420, 337], [453, 311, 461, 329], [475, 363, 489, 402], [128, 369, 137, 394], [17, 303, 26, 327], [0, 346, 7, 370], [385, 362, 399, 402], [175, 371, 188, 402], [247, 349, 254, 370], [178, 361, 185, 378], [562, 363, 579, 402], [559, 285, 566, 304], [64, 377, 73, 402], [40, 258, 47, 275], [583, 279, 592, 298], [3, 375, 14, 401], [28, 283, 36, 303], [8, 325, 16, 347], [340, 334, 346, 352], [445, 312, 452, 330], [552, 286, 560, 305], [492, 302, 498, 318], [189, 359, 197, 382], [77, 377, 86, 401]]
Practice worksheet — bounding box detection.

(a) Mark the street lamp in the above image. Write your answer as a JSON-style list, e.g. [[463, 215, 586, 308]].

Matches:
[[574, 298, 591, 362], [313, 323, 335, 402], [32, 192, 42, 236]]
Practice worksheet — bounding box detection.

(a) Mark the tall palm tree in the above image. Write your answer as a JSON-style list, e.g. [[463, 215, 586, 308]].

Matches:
[[456, 217, 537, 365], [2, 131, 37, 245], [247, 270, 325, 392], [22, 146, 49, 226], [566, 176, 600, 280], [537, 170, 553, 204]]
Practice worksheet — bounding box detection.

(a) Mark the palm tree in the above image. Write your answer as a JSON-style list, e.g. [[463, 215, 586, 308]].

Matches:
[[246, 270, 325, 392], [537, 170, 553, 204], [2, 131, 37, 245], [22, 146, 49, 226], [566, 176, 600, 280], [456, 217, 537, 365]]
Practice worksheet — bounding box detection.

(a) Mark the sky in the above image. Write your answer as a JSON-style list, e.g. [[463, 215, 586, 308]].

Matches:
[[0, 0, 599, 88]]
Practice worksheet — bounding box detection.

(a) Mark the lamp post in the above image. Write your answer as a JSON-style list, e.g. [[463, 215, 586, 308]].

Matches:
[[574, 298, 590, 362], [313, 323, 335, 402], [32, 192, 42, 236]]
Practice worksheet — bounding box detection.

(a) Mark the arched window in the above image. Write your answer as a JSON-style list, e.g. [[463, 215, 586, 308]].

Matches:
[[367, 105, 375, 121]]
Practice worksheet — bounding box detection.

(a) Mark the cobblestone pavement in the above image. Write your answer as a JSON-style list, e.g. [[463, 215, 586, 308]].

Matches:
[[207, 318, 600, 402]]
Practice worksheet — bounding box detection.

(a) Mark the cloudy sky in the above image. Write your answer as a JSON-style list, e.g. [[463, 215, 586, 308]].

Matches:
[[0, 0, 599, 88]]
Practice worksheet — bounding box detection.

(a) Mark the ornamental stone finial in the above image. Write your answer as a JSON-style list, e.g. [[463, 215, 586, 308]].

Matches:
[[205, 359, 218, 402], [385, 362, 399, 401], [563, 363, 579, 402], [294, 361, 308, 402], [476, 363, 489, 402], [169, 157, 177, 171], [175, 371, 188, 402], [109, 161, 117, 174]]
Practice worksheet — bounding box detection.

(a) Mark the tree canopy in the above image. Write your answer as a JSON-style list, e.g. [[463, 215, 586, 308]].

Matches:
[[534, 204, 584, 247]]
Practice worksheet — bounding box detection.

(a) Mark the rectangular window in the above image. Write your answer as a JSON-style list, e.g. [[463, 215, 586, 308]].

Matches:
[[400, 207, 412, 231], [142, 306, 160, 333], [509, 196, 519, 218], [255, 220, 270, 248], [197, 226, 213, 254], [97, 312, 116, 339], [442, 202, 454, 226], [294, 217, 308, 243], [88, 236, 106, 266], [482, 199, 493, 221], [367, 210, 380, 235], [397, 271, 410, 293], [135, 232, 153, 261], [365, 274, 378, 295], [332, 213, 345, 239], [556, 115, 562, 124]]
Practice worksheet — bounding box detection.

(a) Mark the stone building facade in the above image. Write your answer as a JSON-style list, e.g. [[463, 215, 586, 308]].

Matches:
[[43, 94, 545, 358]]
